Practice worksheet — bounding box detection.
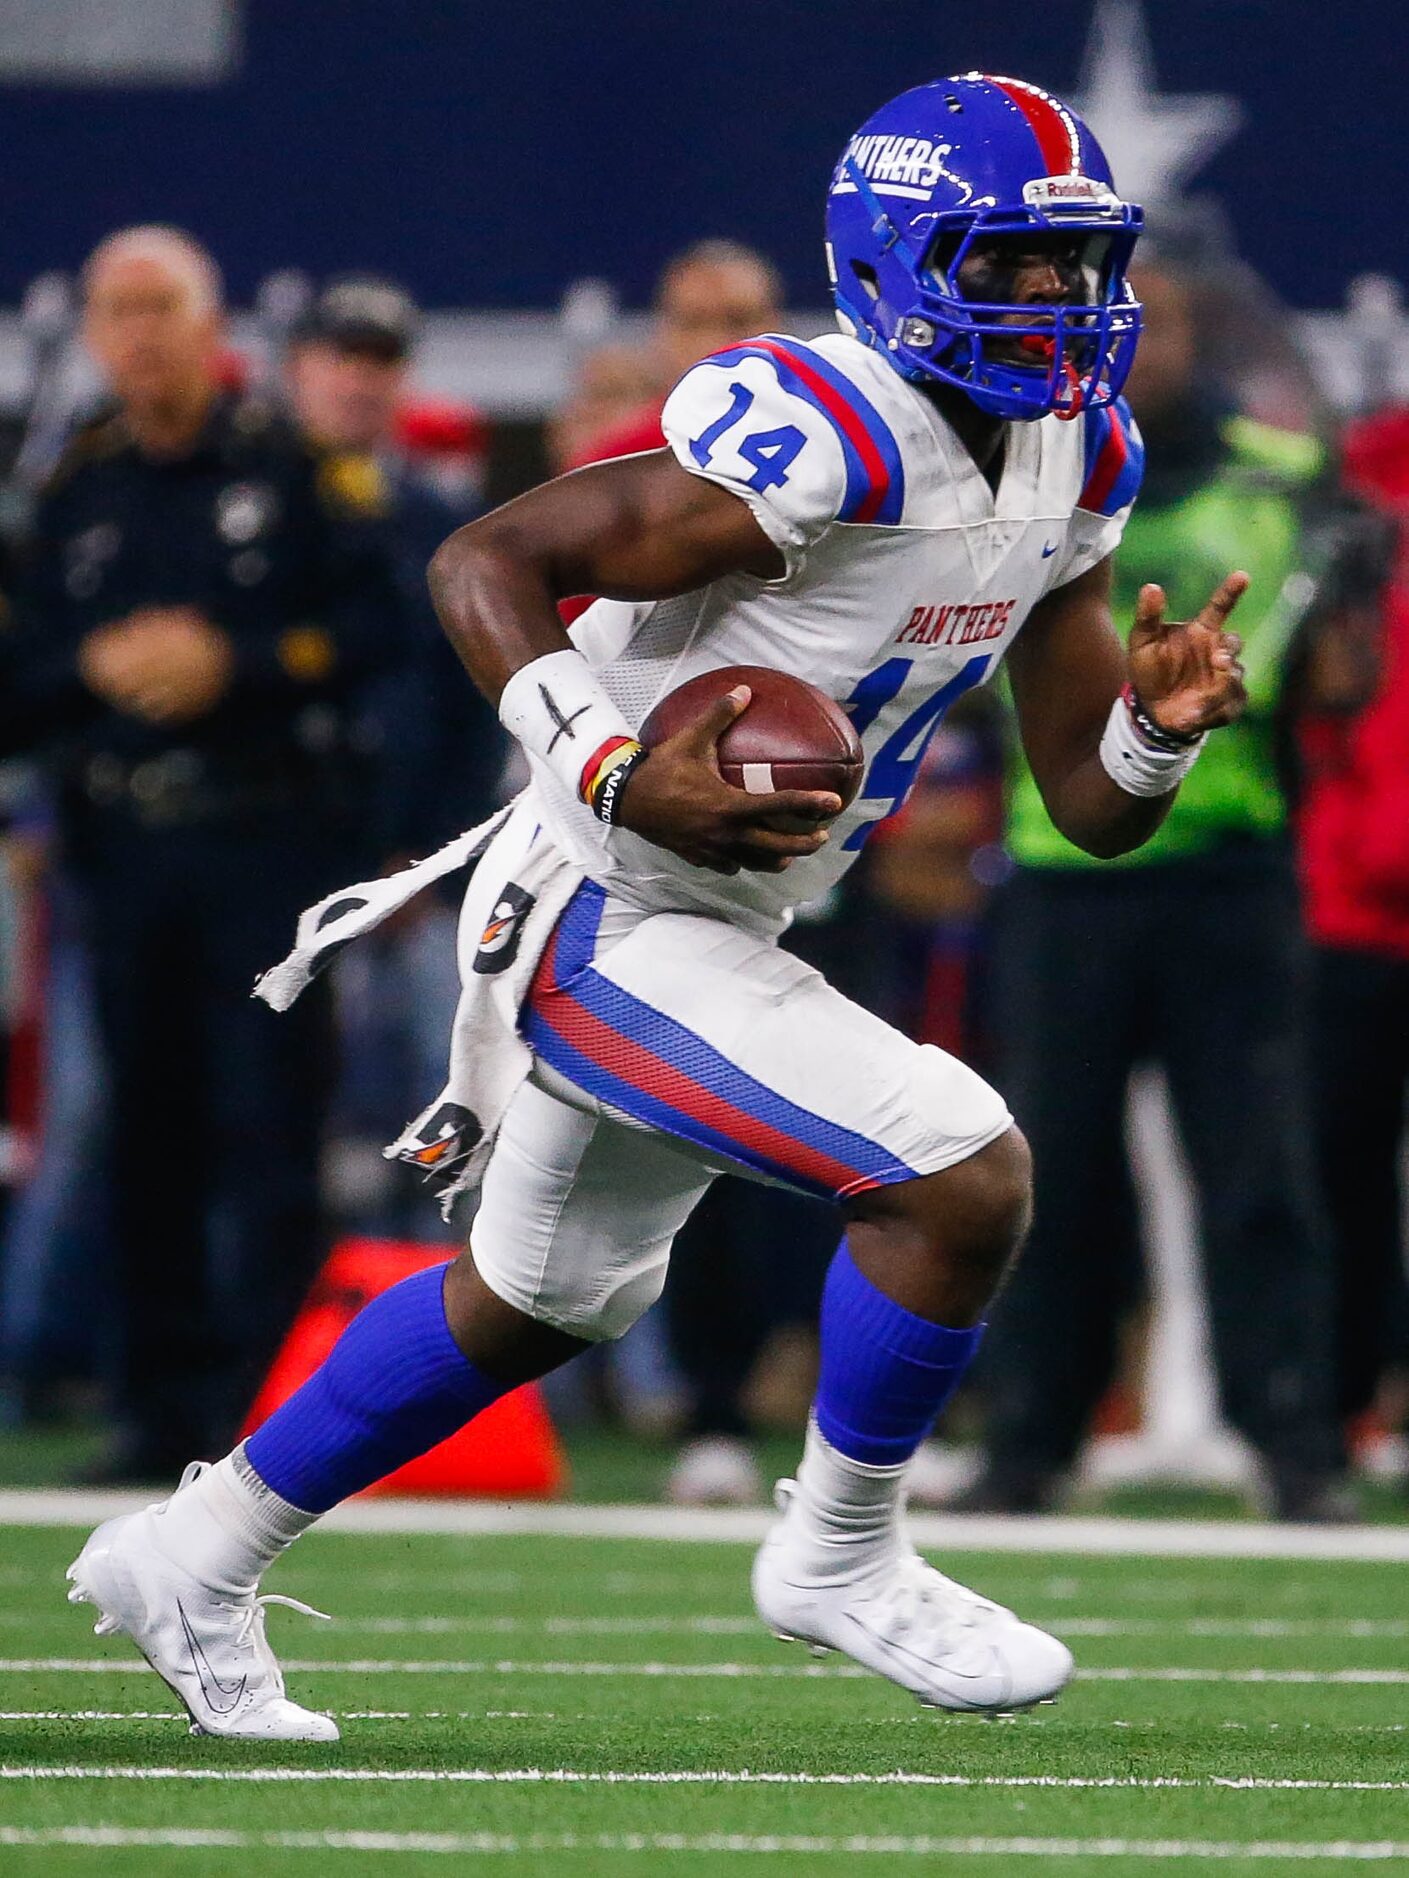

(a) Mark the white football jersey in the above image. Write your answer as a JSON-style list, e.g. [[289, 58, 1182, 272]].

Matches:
[[524, 329, 1143, 932]]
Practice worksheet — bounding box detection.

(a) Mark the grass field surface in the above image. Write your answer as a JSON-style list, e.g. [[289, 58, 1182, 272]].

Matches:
[[2, 1509, 1409, 1873]]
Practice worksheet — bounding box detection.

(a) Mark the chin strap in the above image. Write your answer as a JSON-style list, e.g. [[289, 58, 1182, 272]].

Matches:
[[1053, 356, 1087, 421], [1003, 332, 1088, 421]]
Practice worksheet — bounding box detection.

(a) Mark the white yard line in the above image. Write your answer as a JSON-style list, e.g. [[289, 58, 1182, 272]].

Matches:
[[1050, 1619, 1409, 1639], [5, 1490, 1409, 1560], [0, 1712, 185, 1721], [6, 1656, 1409, 1684], [1083, 1669, 1409, 1685], [3, 1828, 1409, 1860], [7, 1711, 1407, 1732], [9, 1609, 1409, 1641], [3, 1827, 1409, 1859], [198, 1614, 1409, 1640], [7, 1767, 1409, 1791]]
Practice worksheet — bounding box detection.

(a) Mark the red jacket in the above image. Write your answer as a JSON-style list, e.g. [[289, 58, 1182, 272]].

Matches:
[[1299, 410, 1409, 958], [566, 403, 667, 472]]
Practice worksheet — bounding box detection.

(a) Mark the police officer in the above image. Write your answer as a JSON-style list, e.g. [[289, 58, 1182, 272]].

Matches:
[[284, 276, 503, 858], [283, 279, 505, 1236], [0, 227, 406, 1479]]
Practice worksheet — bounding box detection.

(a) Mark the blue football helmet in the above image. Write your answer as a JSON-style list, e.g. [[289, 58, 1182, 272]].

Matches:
[[826, 73, 1143, 421]]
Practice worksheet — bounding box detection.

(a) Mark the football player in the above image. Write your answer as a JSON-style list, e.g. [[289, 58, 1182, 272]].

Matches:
[[68, 75, 1246, 1737]]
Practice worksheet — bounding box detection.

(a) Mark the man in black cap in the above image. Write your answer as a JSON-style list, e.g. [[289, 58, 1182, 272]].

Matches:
[[285, 280, 504, 1229], [287, 277, 501, 854], [0, 229, 408, 1479], [286, 278, 421, 459]]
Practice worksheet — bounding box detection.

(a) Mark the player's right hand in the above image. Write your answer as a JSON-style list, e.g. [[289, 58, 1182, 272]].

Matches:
[[616, 687, 842, 875]]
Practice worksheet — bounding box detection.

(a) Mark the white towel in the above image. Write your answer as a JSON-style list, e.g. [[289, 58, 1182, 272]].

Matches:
[[254, 797, 584, 1216]]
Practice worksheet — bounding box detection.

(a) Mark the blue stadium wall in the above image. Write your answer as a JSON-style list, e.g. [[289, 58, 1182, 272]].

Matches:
[[0, 0, 1395, 309]]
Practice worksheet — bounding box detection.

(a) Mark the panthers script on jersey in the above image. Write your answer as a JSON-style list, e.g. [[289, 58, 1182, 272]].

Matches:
[[527, 328, 1143, 931]]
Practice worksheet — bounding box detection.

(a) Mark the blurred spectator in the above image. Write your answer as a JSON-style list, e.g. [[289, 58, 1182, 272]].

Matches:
[[0, 813, 116, 1425], [661, 1176, 835, 1502], [285, 275, 504, 861], [1299, 409, 1409, 1451], [862, 700, 1008, 1063], [393, 403, 491, 515], [0, 227, 406, 1479], [547, 345, 658, 478], [564, 240, 784, 471], [557, 242, 785, 643], [284, 277, 505, 1234], [965, 255, 1357, 1521], [287, 277, 421, 455]]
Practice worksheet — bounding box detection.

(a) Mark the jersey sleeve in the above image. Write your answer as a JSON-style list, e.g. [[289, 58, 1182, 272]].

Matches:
[[1046, 395, 1145, 589], [660, 337, 905, 580]]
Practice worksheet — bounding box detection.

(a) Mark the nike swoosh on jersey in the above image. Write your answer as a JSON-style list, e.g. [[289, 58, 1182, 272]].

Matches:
[[177, 1598, 249, 1716], [1041, 541, 1058, 557]]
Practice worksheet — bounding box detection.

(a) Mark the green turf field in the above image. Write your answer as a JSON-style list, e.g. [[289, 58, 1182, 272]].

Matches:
[[2, 1515, 1409, 1873]]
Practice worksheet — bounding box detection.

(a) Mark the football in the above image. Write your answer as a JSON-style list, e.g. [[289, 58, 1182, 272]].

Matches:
[[639, 665, 864, 810]]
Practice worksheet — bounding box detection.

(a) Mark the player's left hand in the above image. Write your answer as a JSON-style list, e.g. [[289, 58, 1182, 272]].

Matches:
[[1126, 571, 1250, 738]]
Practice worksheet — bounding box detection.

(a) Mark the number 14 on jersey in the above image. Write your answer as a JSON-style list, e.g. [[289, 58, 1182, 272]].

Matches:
[[841, 653, 991, 849], [689, 382, 807, 493]]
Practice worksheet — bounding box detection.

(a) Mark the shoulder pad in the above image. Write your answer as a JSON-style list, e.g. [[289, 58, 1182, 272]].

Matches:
[[661, 334, 905, 579], [1077, 396, 1144, 517], [317, 450, 391, 518], [693, 335, 906, 524]]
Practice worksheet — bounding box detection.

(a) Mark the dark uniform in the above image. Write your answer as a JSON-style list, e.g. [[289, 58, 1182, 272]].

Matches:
[[371, 460, 504, 861], [325, 455, 506, 1237], [0, 395, 406, 1471]]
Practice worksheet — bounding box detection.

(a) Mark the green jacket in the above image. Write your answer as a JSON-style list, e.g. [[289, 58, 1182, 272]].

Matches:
[[1006, 412, 1323, 869]]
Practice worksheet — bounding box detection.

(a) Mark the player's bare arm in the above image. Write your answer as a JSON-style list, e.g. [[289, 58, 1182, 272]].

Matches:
[[1008, 553, 1248, 859], [429, 452, 842, 874]]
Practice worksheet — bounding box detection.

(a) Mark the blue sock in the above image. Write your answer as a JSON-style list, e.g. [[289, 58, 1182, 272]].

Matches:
[[813, 1241, 983, 1468], [244, 1265, 504, 1513]]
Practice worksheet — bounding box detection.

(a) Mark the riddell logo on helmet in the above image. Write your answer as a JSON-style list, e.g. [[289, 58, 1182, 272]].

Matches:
[[1023, 175, 1117, 208], [896, 598, 1017, 648]]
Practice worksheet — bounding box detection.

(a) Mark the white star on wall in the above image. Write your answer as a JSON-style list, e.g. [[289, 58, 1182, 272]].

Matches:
[[1074, 0, 1243, 204]]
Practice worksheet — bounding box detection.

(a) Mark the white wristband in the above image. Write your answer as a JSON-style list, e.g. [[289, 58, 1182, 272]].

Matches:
[[498, 648, 639, 811], [1098, 693, 1206, 798]]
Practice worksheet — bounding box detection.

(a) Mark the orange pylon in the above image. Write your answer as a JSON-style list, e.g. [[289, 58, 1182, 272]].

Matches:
[[242, 1238, 566, 1498]]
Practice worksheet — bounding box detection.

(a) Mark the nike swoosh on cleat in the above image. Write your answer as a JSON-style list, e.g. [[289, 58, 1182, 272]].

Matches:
[[176, 1598, 248, 1717], [839, 1610, 999, 1686]]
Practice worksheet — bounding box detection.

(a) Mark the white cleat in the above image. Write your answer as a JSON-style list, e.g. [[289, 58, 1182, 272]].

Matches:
[[65, 1464, 339, 1742], [752, 1480, 1073, 1714]]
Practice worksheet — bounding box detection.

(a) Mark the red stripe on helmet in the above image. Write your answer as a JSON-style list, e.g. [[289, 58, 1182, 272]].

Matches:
[[984, 75, 1081, 177]]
